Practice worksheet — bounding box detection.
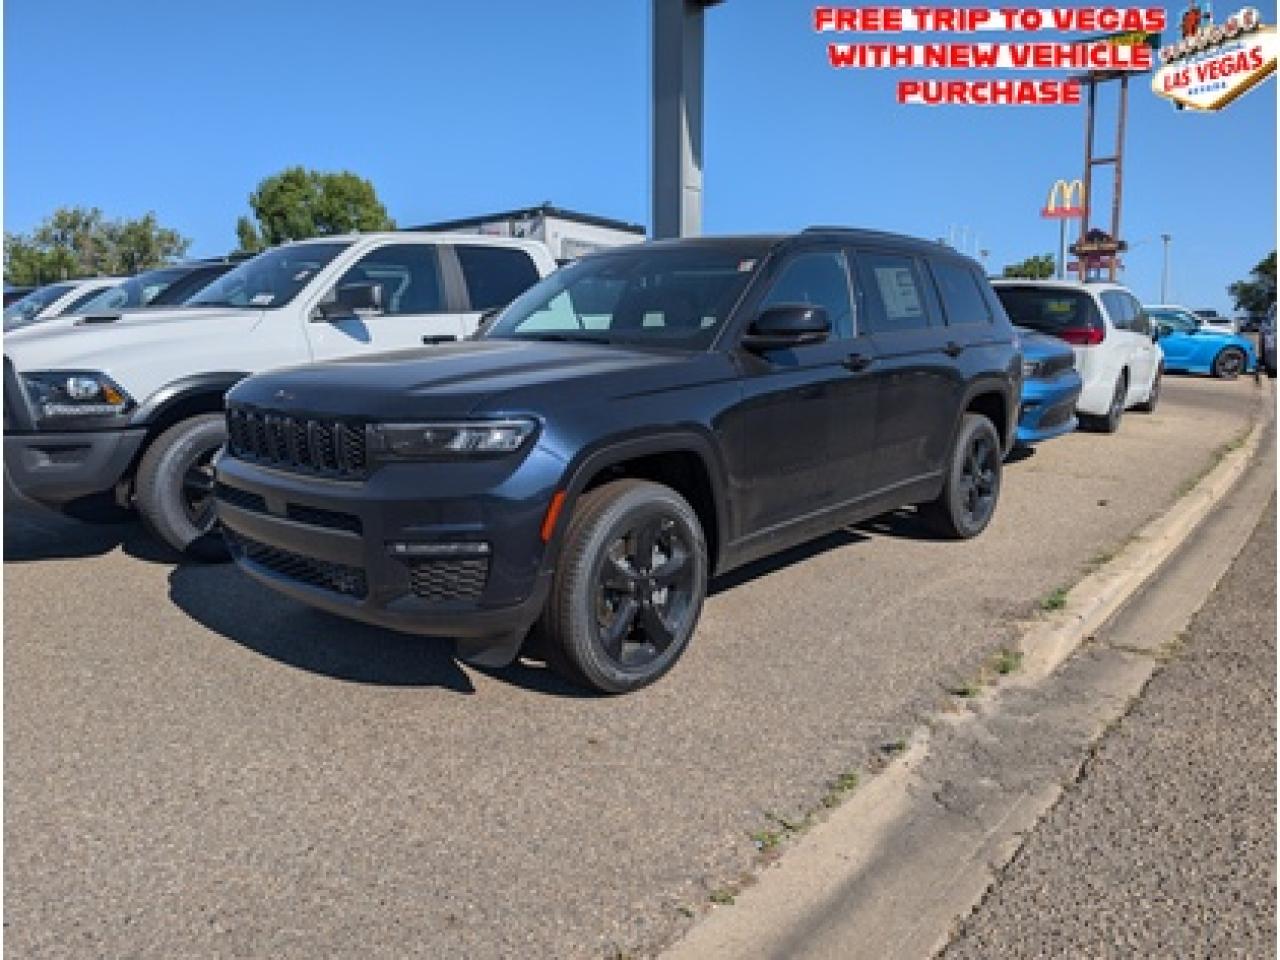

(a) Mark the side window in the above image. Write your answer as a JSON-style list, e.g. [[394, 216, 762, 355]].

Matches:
[[334, 244, 444, 315], [456, 245, 542, 311], [62, 286, 112, 314], [1127, 295, 1150, 335], [857, 252, 931, 334], [1100, 291, 1131, 330], [931, 260, 991, 326], [758, 250, 854, 338]]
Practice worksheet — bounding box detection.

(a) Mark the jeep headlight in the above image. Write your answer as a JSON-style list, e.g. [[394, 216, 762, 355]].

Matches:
[[21, 370, 135, 419], [367, 419, 537, 460]]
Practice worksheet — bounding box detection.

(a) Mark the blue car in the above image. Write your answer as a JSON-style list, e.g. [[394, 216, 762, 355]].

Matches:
[[1015, 326, 1083, 444], [1146, 305, 1257, 379]]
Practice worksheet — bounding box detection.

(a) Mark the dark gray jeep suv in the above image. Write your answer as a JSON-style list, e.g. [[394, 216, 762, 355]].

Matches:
[[214, 229, 1020, 693]]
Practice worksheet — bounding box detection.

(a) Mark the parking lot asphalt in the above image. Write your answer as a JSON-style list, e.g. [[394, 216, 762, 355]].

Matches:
[[942, 498, 1276, 959], [3, 375, 1265, 959]]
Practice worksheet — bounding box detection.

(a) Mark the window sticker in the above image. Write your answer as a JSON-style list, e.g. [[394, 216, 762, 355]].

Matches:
[[873, 266, 923, 317], [249, 293, 275, 306]]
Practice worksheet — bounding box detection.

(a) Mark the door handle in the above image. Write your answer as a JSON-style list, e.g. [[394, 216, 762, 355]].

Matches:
[[943, 341, 965, 357], [422, 334, 458, 345], [843, 352, 874, 372]]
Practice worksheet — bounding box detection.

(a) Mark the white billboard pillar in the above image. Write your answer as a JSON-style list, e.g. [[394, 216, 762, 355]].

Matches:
[[652, 0, 721, 239]]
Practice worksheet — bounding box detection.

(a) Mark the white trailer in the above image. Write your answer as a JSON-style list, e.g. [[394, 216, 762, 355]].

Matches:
[[413, 203, 645, 263]]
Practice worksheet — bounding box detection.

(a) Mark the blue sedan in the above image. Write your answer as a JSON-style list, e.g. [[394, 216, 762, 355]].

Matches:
[[1015, 326, 1083, 444], [1147, 305, 1257, 379]]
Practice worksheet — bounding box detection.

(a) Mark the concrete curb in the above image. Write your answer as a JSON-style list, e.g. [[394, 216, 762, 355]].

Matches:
[[1012, 376, 1271, 687], [662, 377, 1274, 960]]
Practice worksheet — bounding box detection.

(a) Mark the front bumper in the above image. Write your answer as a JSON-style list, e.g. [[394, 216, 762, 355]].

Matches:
[[4, 428, 147, 504], [1016, 371, 1082, 444], [214, 447, 566, 664]]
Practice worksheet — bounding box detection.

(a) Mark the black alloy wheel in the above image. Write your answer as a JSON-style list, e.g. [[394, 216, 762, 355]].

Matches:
[[180, 443, 220, 531], [1213, 347, 1246, 380], [134, 413, 232, 562], [594, 515, 697, 670], [534, 479, 707, 694], [957, 429, 1000, 532], [919, 412, 1003, 539]]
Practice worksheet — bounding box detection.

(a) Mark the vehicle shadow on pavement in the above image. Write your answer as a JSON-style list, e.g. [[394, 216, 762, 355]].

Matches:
[[167, 563, 479, 690], [711, 527, 872, 594], [3, 500, 176, 564], [166, 564, 591, 697]]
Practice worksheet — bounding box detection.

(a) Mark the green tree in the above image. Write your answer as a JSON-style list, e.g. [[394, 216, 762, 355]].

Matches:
[[236, 167, 395, 250], [1228, 251, 1276, 315], [4, 206, 190, 285], [1001, 253, 1057, 280]]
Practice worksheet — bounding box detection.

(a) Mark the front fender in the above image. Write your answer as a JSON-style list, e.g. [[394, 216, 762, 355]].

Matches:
[[539, 427, 732, 575], [129, 371, 250, 426]]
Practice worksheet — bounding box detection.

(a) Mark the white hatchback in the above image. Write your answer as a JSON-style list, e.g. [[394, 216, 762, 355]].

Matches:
[[992, 279, 1162, 432]]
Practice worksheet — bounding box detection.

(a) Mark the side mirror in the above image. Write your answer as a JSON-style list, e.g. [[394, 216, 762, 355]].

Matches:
[[315, 282, 383, 321], [742, 304, 830, 352]]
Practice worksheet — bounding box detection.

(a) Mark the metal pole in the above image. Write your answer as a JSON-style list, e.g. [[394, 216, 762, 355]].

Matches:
[[1058, 219, 1067, 279], [1161, 233, 1172, 302], [652, 0, 711, 239], [1109, 74, 1130, 282], [1079, 79, 1096, 282]]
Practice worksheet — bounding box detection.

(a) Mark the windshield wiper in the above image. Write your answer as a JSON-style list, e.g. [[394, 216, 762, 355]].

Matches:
[[512, 332, 609, 343]]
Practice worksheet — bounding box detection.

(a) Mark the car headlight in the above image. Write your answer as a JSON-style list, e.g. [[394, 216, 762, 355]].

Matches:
[[367, 419, 537, 460], [20, 370, 135, 420], [1022, 359, 1043, 378]]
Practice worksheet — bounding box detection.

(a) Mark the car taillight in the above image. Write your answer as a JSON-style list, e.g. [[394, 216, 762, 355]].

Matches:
[[1058, 326, 1104, 346]]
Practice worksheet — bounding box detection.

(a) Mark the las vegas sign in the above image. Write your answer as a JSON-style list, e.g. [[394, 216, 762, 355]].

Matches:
[[1152, 6, 1277, 111]]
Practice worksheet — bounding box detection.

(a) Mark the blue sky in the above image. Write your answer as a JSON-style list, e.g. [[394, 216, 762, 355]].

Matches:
[[4, 0, 1275, 311]]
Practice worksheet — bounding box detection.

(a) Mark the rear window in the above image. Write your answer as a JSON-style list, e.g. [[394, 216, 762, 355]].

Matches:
[[456, 245, 541, 311], [993, 286, 1099, 336]]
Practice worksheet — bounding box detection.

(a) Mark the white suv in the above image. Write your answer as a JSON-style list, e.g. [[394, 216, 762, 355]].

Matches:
[[992, 279, 1162, 432], [4, 232, 557, 558]]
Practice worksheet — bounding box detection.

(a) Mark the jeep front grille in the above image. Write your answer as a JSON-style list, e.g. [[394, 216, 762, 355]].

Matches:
[[226, 405, 367, 479]]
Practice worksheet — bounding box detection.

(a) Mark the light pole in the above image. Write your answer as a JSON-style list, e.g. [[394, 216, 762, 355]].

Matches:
[[1160, 233, 1172, 302], [652, 0, 725, 239]]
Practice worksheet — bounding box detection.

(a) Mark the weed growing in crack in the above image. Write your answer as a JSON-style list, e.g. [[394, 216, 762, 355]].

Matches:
[[821, 772, 860, 808], [1041, 587, 1069, 612], [993, 648, 1024, 675]]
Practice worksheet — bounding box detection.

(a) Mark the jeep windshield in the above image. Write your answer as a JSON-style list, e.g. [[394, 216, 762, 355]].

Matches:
[[186, 242, 349, 309], [486, 242, 771, 349]]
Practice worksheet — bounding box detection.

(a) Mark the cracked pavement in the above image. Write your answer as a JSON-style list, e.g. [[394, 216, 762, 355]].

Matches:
[[944, 500, 1276, 959]]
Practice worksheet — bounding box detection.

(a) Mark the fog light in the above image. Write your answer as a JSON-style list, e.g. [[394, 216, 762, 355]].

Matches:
[[388, 541, 491, 558]]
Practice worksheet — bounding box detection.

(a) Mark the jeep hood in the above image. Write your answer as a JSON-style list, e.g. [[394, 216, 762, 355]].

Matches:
[[228, 338, 718, 420]]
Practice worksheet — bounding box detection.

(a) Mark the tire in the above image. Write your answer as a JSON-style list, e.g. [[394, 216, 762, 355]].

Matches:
[[134, 413, 229, 562], [919, 413, 1003, 540], [1212, 347, 1246, 380], [534, 479, 708, 694], [1135, 366, 1161, 413], [1090, 371, 1128, 433]]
